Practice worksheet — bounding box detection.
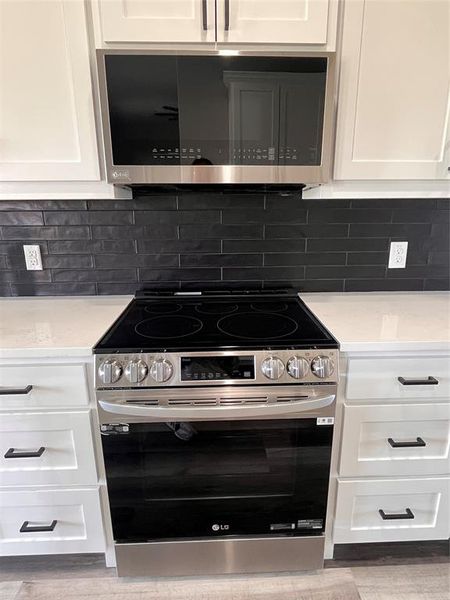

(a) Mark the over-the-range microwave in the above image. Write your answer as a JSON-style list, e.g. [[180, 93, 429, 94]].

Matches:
[[97, 51, 336, 185]]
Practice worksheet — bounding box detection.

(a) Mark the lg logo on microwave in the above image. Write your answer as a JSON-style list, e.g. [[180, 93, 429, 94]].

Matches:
[[212, 523, 230, 532], [111, 169, 131, 180]]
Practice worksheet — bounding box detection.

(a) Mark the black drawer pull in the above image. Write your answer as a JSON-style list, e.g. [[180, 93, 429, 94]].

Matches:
[[398, 376, 438, 386], [225, 0, 230, 30], [4, 447, 45, 459], [388, 437, 426, 448], [202, 0, 208, 30], [379, 508, 414, 521], [0, 385, 33, 395], [20, 520, 57, 533]]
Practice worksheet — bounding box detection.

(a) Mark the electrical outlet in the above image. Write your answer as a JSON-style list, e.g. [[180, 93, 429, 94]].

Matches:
[[388, 241, 408, 269], [23, 245, 43, 270]]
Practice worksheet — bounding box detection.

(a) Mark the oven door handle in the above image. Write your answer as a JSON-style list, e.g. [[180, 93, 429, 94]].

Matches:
[[98, 394, 335, 420]]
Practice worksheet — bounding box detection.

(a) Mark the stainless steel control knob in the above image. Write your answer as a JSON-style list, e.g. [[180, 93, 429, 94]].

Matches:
[[287, 356, 310, 379], [311, 355, 335, 379], [98, 359, 123, 385], [261, 356, 285, 380], [150, 358, 173, 383], [124, 358, 148, 383]]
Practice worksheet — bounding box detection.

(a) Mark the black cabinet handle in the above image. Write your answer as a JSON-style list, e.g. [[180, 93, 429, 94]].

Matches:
[[379, 508, 414, 521], [4, 447, 45, 459], [398, 376, 438, 386], [202, 0, 208, 30], [225, 0, 230, 30], [388, 437, 426, 448], [20, 520, 57, 533], [0, 385, 33, 395]]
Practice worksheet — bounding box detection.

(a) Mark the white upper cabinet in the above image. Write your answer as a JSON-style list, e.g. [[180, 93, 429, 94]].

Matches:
[[96, 0, 334, 46], [98, 0, 216, 43], [334, 0, 450, 180], [0, 0, 100, 182], [216, 0, 330, 44]]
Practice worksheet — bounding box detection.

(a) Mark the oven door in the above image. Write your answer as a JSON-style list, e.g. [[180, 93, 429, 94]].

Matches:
[[100, 407, 334, 544]]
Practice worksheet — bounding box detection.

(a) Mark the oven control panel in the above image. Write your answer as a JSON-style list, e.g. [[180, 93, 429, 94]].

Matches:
[[95, 349, 338, 389]]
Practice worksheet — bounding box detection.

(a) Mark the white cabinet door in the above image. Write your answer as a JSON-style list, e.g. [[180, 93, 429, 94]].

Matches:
[[99, 0, 216, 43], [216, 0, 330, 44], [0, 0, 99, 181], [334, 0, 450, 180], [334, 477, 450, 543], [0, 411, 98, 487], [0, 364, 90, 410], [0, 488, 104, 555], [346, 356, 450, 401], [339, 403, 450, 477]]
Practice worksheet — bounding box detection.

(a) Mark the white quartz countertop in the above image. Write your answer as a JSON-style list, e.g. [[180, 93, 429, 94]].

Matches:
[[300, 292, 450, 353], [0, 296, 132, 358], [0, 292, 449, 358]]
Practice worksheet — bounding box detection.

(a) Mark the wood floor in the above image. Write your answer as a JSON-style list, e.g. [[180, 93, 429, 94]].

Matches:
[[0, 544, 449, 600]]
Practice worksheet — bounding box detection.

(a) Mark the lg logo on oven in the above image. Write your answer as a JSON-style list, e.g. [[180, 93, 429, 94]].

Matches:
[[212, 524, 230, 532]]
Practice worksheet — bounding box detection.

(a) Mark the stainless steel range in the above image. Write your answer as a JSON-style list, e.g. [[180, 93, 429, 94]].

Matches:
[[94, 291, 339, 577]]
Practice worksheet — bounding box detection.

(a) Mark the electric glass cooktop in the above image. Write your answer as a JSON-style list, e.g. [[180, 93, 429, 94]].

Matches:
[[94, 292, 338, 354]]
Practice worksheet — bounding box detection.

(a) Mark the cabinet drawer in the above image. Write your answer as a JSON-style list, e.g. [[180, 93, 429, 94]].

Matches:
[[334, 477, 450, 544], [0, 364, 89, 409], [0, 411, 97, 487], [346, 356, 450, 401], [340, 403, 450, 477], [0, 488, 104, 555]]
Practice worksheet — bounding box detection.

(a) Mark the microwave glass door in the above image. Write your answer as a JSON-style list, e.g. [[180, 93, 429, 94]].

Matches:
[[104, 55, 327, 168], [101, 418, 333, 543]]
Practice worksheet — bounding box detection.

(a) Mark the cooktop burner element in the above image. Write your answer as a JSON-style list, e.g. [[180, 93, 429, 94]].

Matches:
[[95, 291, 339, 353], [195, 302, 239, 315], [135, 315, 203, 339], [145, 302, 182, 314], [251, 302, 288, 313], [218, 312, 298, 340]]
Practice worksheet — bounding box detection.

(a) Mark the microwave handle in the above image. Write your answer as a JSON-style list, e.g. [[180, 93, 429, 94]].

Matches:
[[99, 394, 335, 420]]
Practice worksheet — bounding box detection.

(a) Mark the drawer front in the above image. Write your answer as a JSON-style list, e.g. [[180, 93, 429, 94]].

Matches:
[[0, 411, 97, 487], [0, 488, 104, 555], [334, 477, 450, 544], [340, 403, 450, 477], [0, 364, 89, 409], [346, 356, 450, 401]]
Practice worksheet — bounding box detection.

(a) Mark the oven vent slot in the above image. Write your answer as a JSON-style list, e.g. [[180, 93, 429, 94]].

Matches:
[[218, 396, 268, 405], [168, 398, 217, 406], [192, 400, 217, 406], [126, 399, 159, 405], [276, 395, 309, 403]]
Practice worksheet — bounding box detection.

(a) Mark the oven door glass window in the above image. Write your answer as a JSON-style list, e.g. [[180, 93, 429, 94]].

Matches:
[[101, 419, 333, 543]]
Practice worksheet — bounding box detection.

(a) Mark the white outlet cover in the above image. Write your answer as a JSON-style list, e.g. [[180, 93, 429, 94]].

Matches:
[[388, 241, 408, 269], [23, 244, 43, 270]]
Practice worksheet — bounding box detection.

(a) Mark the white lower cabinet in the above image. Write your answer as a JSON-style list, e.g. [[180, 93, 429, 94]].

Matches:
[[333, 351, 450, 548], [0, 357, 105, 557], [334, 478, 450, 544], [0, 488, 104, 555]]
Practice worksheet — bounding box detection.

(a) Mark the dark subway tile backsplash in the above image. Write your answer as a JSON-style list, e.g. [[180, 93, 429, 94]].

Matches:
[[0, 190, 448, 296]]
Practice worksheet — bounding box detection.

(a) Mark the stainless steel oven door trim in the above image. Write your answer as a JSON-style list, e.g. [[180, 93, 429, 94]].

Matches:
[[98, 384, 336, 421], [96, 49, 336, 185]]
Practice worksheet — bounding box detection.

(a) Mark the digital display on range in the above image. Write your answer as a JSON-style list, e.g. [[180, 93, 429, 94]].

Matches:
[[181, 356, 255, 381]]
